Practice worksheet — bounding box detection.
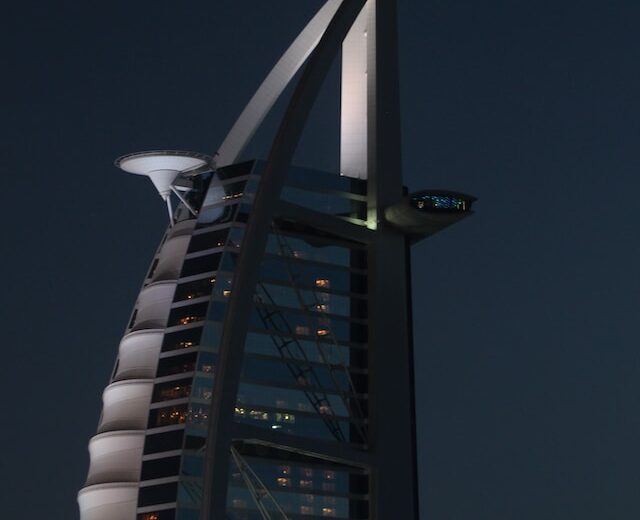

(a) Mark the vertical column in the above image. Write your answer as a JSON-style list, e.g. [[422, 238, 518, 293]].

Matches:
[[365, 1, 420, 519]]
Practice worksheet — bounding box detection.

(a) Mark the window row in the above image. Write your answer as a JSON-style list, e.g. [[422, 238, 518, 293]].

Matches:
[[156, 351, 216, 378], [143, 429, 206, 455]]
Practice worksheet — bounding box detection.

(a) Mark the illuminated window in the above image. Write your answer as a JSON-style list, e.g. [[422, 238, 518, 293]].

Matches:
[[316, 328, 330, 337], [179, 315, 203, 325], [178, 341, 194, 349], [222, 191, 244, 201], [274, 413, 295, 424], [155, 406, 187, 426], [315, 304, 329, 313], [280, 466, 291, 475], [318, 405, 331, 415], [276, 477, 291, 487], [223, 289, 232, 297], [157, 383, 190, 401], [299, 479, 312, 489], [315, 279, 331, 289], [248, 409, 269, 421], [188, 405, 208, 425], [323, 471, 336, 480], [200, 363, 214, 374], [197, 387, 212, 400], [322, 507, 336, 517]]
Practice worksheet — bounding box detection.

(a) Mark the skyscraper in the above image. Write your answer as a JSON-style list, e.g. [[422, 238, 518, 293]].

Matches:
[[78, 2, 475, 519]]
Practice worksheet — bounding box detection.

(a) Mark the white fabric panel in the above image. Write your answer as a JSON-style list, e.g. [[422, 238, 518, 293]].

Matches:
[[86, 432, 145, 486], [77, 483, 138, 520], [340, 2, 370, 179], [132, 281, 176, 331], [152, 234, 191, 282], [216, 0, 344, 167], [98, 380, 153, 433], [115, 330, 163, 381], [166, 218, 197, 239]]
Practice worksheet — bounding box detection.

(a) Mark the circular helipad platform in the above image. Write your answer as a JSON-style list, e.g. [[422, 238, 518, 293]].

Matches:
[[114, 150, 212, 198]]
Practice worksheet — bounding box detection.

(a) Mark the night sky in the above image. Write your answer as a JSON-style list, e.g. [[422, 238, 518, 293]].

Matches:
[[4, 0, 640, 518]]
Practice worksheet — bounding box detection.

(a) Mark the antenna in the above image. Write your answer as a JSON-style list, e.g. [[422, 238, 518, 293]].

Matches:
[[115, 150, 212, 224]]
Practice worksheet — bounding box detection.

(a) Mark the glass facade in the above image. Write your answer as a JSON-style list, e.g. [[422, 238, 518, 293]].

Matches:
[[126, 161, 371, 518]]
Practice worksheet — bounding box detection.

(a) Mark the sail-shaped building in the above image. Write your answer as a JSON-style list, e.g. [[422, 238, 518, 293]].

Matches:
[[78, 1, 475, 519]]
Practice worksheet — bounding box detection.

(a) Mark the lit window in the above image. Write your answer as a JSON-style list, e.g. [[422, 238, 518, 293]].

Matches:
[[158, 384, 190, 400], [280, 466, 291, 475], [316, 329, 330, 337], [315, 304, 329, 313], [188, 406, 208, 424], [198, 388, 212, 400], [223, 289, 232, 297], [299, 479, 313, 489], [276, 477, 291, 487], [322, 507, 336, 517], [323, 471, 336, 480], [249, 409, 269, 421], [222, 192, 244, 201], [315, 279, 331, 289], [179, 315, 203, 325], [179, 341, 194, 348], [156, 407, 187, 426], [318, 405, 331, 415]]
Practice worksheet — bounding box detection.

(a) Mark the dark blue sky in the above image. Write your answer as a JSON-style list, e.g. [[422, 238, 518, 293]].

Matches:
[[4, 1, 640, 518]]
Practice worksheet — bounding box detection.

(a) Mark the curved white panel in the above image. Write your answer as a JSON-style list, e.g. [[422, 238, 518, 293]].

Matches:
[[132, 281, 176, 331], [167, 218, 196, 239], [152, 234, 191, 282], [86, 431, 145, 486], [216, 0, 344, 167], [115, 330, 163, 381], [98, 380, 153, 433], [78, 483, 138, 520]]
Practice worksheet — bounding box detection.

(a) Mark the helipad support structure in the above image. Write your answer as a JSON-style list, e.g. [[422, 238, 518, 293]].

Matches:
[[79, 1, 475, 519]]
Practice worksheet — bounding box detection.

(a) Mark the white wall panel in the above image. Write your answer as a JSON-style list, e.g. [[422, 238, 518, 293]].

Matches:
[[86, 431, 145, 486], [98, 380, 153, 433], [132, 282, 176, 330], [115, 330, 163, 380], [78, 483, 138, 520]]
